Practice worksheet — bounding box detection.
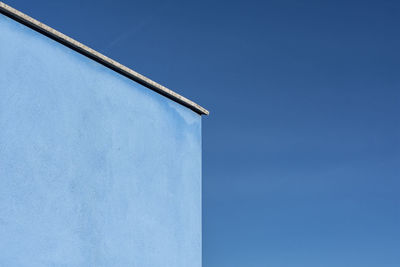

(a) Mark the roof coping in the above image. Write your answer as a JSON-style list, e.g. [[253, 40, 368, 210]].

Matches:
[[0, 2, 209, 115]]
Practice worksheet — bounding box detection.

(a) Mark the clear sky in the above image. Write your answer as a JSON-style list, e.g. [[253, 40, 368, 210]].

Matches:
[[5, 0, 399, 266]]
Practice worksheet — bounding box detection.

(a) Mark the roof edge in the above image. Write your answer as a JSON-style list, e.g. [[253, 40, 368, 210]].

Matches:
[[0, 2, 209, 115]]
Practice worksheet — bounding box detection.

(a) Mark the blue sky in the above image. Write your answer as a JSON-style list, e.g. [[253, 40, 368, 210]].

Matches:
[[6, 0, 400, 266]]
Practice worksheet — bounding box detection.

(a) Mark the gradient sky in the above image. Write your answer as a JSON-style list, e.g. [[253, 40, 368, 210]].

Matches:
[[5, 0, 400, 266]]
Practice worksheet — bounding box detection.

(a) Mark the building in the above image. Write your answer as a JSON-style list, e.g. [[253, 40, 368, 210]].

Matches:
[[0, 2, 208, 266]]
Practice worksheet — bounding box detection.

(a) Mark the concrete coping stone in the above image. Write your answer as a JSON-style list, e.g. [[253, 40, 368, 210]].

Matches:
[[0, 2, 209, 115]]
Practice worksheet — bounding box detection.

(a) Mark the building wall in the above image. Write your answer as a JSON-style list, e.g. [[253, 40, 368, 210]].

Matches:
[[0, 14, 201, 267]]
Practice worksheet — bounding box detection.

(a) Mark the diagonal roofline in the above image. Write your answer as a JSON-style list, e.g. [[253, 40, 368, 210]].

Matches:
[[0, 2, 209, 115]]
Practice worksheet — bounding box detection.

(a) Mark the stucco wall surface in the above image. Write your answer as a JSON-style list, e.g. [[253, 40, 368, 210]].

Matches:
[[0, 14, 201, 267]]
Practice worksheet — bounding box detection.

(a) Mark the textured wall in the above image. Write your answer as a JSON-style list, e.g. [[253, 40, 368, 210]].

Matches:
[[0, 14, 201, 267]]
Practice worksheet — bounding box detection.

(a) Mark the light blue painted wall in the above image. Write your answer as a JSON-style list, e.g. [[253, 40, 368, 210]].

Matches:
[[0, 14, 201, 267]]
